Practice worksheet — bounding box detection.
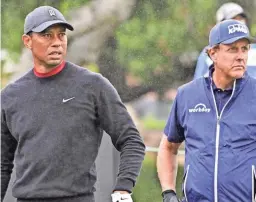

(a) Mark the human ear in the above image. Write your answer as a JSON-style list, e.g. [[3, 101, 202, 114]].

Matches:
[[208, 48, 218, 63], [22, 34, 32, 49]]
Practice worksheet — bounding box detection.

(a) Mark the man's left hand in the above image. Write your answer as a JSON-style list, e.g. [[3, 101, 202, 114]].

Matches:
[[111, 192, 133, 202]]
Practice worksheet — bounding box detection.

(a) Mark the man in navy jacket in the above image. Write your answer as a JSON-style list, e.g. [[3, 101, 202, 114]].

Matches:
[[194, 2, 256, 80], [157, 19, 256, 202]]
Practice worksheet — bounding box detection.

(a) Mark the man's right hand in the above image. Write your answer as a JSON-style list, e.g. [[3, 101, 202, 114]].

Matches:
[[162, 190, 180, 202]]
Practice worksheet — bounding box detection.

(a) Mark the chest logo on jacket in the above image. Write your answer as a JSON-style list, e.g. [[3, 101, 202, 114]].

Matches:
[[189, 103, 211, 113]]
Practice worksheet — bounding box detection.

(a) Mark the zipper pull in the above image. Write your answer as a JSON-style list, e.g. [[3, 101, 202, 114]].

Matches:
[[217, 116, 220, 124]]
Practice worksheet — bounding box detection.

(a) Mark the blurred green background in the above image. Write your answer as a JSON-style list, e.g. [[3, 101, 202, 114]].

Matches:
[[132, 153, 184, 202], [1, 0, 255, 201], [2, 0, 255, 93]]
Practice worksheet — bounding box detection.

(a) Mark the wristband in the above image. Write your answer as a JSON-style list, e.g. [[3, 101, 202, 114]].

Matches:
[[161, 189, 176, 198]]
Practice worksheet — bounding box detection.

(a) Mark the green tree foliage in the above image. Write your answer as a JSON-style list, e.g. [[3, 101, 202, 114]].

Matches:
[[2, 0, 255, 94], [116, 0, 217, 83]]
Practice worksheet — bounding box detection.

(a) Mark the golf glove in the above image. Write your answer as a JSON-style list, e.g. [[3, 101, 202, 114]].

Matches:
[[162, 189, 180, 202], [111, 192, 133, 202]]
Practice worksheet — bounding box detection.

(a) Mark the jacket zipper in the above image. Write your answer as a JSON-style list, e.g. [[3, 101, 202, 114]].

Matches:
[[253, 165, 255, 202], [184, 164, 190, 202], [210, 80, 236, 202]]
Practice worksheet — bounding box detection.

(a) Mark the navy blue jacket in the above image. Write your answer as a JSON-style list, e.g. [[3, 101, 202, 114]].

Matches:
[[164, 72, 256, 202]]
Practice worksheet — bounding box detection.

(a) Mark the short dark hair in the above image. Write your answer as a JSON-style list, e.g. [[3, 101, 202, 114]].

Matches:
[[26, 31, 33, 36]]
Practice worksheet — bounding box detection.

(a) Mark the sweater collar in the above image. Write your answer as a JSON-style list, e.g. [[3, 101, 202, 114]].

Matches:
[[34, 61, 66, 78]]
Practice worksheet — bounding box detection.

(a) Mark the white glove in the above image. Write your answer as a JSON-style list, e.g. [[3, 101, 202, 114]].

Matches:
[[111, 192, 133, 202]]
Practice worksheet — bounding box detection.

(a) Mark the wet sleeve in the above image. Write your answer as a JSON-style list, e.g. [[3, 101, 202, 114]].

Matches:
[[95, 74, 145, 193], [1, 110, 17, 201]]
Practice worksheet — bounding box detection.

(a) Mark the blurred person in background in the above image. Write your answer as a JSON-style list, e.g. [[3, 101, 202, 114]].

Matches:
[[194, 2, 256, 79], [157, 19, 256, 202], [1, 6, 145, 202]]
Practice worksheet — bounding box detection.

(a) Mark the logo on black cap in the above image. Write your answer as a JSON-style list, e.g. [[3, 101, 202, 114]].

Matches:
[[48, 9, 56, 17]]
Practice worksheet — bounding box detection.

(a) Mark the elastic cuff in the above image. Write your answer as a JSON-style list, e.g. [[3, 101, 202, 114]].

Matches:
[[161, 189, 176, 197], [113, 178, 134, 193]]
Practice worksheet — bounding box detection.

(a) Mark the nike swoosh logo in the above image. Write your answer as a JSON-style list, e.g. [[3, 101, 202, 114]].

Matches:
[[62, 97, 75, 103]]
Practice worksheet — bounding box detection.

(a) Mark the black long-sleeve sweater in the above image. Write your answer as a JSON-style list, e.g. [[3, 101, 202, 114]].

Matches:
[[1, 61, 145, 202]]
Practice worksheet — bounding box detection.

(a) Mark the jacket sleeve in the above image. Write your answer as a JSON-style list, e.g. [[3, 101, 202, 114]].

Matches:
[[1, 110, 17, 201], [164, 90, 185, 143], [95, 74, 145, 193], [193, 48, 212, 80]]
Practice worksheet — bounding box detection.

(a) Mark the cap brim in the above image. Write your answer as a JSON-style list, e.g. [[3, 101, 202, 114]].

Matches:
[[31, 20, 74, 33], [221, 35, 256, 44]]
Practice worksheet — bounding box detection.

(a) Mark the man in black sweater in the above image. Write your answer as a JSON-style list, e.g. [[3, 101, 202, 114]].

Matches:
[[1, 6, 145, 202]]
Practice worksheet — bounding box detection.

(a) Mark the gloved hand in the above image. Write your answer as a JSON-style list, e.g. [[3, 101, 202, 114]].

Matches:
[[162, 189, 180, 202], [111, 192, 133, 202]]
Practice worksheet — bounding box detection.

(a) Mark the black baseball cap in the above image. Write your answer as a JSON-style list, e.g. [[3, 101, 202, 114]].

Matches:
[[24, 6, 74, 34]]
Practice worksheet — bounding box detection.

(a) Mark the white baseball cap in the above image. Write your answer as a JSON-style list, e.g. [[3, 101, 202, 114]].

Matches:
[[216, 2, 246, 23]]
